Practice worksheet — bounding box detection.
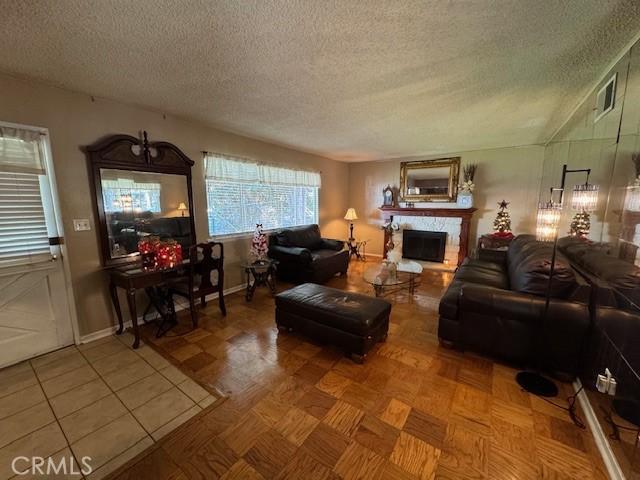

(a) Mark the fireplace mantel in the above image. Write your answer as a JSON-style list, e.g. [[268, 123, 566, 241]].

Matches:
[[380, 206, 476, 220], [379, 206, 477, 266]]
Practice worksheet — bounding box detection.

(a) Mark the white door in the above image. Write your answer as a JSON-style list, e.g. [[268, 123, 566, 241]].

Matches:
[[0, 123, 74, 368]]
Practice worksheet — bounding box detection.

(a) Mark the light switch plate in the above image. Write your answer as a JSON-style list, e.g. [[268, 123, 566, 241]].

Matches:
[[73, 219, 91, 232]]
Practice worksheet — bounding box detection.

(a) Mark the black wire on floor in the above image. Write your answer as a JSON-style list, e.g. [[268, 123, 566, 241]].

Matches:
[[527, 384, 586, 429]]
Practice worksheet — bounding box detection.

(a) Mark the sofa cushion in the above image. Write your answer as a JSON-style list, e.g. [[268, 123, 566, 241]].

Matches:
[[507, 235, 577, 299], [276, 224, 323, 249]]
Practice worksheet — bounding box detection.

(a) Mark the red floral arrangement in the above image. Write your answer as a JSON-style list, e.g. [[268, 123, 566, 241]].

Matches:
[[138, 237, 182, 270]]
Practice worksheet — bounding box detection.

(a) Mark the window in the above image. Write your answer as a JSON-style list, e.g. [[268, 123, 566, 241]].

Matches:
[[205, 154, 320, 236], [0, 126, 51, 264], [102, 179, 161, 213]]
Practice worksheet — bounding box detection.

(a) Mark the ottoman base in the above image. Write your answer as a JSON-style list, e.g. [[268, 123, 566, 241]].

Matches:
[[276, 308, 389, 362]]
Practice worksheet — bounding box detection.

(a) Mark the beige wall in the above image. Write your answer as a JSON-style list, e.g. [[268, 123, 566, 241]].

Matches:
[[346, 146, 545, 256], [0, 73, 349, 337]]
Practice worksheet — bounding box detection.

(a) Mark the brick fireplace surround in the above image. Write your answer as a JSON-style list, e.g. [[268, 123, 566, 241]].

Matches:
[[380, 206, 477, 266]]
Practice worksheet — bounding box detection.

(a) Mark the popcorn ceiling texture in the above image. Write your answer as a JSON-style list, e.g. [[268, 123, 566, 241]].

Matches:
[[1, 0, 639, 161]]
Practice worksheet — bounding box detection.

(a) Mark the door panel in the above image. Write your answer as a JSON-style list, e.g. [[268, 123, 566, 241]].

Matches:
[[0, 124, 74, 368], [0, 257, 72, 368]]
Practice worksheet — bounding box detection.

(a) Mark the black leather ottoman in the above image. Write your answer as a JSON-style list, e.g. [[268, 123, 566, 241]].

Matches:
[[275, 283, 391, 362]]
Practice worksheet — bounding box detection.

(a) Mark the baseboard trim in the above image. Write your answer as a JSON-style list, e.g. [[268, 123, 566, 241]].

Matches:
[[79, 283, 246, 345], [573, 378, 624, 480]]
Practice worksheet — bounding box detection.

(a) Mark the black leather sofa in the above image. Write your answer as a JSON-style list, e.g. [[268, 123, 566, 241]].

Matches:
[[557, 236, 640, 399], [108, 212, 192, 254], [268, 224, 349, 284], [438, 234, 592, 378]]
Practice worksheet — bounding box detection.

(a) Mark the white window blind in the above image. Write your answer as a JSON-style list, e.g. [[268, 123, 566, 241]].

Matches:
[[205, 154, 320, 236], [102, 178, 162, 213], [0, 128, 50, 265], [0, 172, 50, 264]]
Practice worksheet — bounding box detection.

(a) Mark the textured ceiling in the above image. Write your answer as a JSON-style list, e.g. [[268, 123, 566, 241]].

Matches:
[[1, 1, 640, 161]]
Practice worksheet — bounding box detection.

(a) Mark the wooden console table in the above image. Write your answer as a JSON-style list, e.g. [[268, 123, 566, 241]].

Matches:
[[379, 206, 477, 266]]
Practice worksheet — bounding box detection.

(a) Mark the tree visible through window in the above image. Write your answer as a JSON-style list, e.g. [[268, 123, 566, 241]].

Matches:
[[204, 154, 320, 236]]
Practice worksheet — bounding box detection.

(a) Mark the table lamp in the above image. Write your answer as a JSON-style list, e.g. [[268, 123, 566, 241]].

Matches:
[[344, 208, 358, 241], [177, 202, 188, 217]]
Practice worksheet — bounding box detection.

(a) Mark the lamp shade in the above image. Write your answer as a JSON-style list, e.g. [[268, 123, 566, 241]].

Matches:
[[536, 201, 562, 242], [344, 208, 358, 221], [571, 184, 599, 212], [177, 202, 187, 210], [624, 185, 640, 212]]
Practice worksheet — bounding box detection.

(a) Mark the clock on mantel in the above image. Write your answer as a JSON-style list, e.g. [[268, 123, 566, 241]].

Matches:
[[378, 206, 477, 266]]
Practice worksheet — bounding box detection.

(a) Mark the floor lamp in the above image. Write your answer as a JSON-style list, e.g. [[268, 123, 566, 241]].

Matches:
[[517, 164, 599, 398]]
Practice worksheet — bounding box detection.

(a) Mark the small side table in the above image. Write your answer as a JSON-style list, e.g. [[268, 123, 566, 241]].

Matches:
[[477, 234, 514, 262], [346, 239, 369, 261], [243, 259, 278, 302]]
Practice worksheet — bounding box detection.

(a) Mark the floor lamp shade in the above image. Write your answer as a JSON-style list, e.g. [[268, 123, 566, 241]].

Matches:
[[571, 184, 599, 212], [344, 208, 358, 221], [536, 202, 562, 242]]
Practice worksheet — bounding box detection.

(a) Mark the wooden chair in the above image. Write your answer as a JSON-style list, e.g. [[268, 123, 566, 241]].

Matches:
[[171, 241, 226, 327]]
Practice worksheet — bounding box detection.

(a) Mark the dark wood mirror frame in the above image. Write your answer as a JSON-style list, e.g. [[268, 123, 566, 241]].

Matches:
[[85, 132, 196, 267]]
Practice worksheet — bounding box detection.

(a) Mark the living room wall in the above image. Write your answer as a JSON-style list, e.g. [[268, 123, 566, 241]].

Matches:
[[0, 73, 349, 337], [346, 145, 545, 257], [540, 48, 632, 244]]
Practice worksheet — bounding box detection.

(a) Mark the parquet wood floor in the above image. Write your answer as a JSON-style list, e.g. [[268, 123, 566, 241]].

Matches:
[[109, 261, 609, 480]]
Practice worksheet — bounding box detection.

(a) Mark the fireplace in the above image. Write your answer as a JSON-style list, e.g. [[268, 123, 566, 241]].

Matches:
[[402, 230, 447, 262]]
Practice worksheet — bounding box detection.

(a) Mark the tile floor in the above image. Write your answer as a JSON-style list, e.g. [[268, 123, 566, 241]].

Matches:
[[0, 332, 219, 479]]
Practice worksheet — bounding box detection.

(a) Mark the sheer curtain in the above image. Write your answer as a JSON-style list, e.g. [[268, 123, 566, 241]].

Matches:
[[204, 153, 321, 187], [0, 126, 45, 175]]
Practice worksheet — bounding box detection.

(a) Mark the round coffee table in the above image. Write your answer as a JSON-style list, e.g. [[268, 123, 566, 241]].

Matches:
[[363, 260, 423, 297]]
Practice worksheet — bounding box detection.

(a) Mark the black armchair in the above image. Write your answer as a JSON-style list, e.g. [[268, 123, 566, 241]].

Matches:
[[268, 224, 349, 284]]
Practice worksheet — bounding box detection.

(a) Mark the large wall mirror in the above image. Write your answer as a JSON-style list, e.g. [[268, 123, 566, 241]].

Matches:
[[86, 133, 195, 266], [400, 157, 460, 202]]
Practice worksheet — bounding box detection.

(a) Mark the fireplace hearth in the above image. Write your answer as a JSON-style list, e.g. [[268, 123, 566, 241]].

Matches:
[[402, 230, 447, 263]]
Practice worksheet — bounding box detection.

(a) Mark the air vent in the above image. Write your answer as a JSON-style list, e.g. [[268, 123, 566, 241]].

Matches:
[[594, 73, 617, 123]]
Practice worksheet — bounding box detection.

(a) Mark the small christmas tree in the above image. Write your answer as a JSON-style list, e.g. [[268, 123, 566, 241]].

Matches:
[[250, 224, 268, 261], [493, 200, 513, 237], [569, 211, 590, 237]]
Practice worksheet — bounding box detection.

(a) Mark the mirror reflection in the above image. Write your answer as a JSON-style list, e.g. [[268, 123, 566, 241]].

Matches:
[[406, 166, 450, 195], [101, 168, 192, 258]]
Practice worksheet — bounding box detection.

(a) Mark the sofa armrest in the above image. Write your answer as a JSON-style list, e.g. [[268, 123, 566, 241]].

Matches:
[[269, 245, 312, 263], [477, 248, 507, 265], [320, 238, 345, 251]]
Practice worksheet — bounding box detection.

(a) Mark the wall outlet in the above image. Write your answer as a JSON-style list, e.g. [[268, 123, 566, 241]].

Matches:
[[73, 219, 91, 232], [596, 368, 618, 395]]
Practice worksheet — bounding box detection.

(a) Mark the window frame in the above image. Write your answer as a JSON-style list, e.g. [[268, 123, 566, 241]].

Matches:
[[204, 157, 320, 240]]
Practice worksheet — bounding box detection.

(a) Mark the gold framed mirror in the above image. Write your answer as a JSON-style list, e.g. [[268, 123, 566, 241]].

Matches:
[[400, 157, 460, 202]]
